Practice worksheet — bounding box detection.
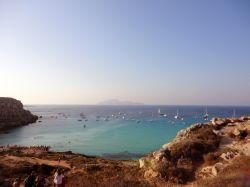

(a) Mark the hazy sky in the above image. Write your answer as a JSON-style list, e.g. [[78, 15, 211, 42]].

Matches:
[[0, 0, 249, 105]]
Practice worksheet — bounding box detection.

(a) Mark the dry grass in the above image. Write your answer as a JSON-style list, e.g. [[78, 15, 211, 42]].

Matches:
[[196, 156, 250, 187], [170, 126, 220, 164], [0, 148, 153, 187], [148, 125, 221, 184]]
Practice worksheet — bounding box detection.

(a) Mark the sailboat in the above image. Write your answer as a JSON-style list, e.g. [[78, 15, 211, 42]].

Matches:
[[174, 109, 180, 119], [158, 108, 165, 116], [232, 109, 236, 118], [204, 106, 209, 120]]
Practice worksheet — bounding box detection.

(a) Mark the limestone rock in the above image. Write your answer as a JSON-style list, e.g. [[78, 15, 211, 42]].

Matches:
[[211, 162, 224, 176], [199, 162, 225, 178], [153, 149, 165, 161], [144, 169, 159, 178], [139, 158, 145, 168], [233, 129, 241, 136], [211, 118, 226, 126], [0, 97, 38, 131], [199, 166, 214, 178], [220, 151, 239, 162]]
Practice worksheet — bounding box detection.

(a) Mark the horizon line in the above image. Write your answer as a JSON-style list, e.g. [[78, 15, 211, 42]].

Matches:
[[24, 104, 250, 107]]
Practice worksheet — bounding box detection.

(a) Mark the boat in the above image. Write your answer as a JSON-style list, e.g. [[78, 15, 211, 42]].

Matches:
[[174, 109, 180, 119], [232, 109, 236, 118], [104, 116, 109, 121], [96, 116, 100, 121], [158, 108, 166, 117], [80, 113, 87, 119], [204, 106, 209, 120]]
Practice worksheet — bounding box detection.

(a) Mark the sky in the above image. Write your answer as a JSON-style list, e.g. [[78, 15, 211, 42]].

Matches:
[[0, 0, 249, 105]]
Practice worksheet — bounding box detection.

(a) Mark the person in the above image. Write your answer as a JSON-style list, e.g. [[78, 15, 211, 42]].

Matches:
[[24, 171, 36, 187], [43, 176, 50, 187], [61, 170, 66, 187], [34, 175, 45, 187], [53, 169, 63, 187], [12, 177, 21, 187]]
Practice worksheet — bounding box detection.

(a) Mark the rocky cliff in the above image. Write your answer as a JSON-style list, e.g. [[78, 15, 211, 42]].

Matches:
[[0, 97, 38, 131], [139, 116, 250, 185]]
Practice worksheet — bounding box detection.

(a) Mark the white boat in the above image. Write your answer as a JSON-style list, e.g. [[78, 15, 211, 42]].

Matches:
[[158, 108, 166, 117], [204, 106, 209, 120], [174, 109, 180, 119]]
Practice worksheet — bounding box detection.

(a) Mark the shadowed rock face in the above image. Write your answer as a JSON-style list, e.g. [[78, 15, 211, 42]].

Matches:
[[0, 97, 38, 131]]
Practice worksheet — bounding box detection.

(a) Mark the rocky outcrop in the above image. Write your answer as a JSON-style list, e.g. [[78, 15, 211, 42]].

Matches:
[[139, 123, 220, 183], [0, 97, 38, 131], [139, 116, 250, 184]]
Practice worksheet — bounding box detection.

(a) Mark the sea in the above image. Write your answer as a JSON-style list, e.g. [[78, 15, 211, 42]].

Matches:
[[0, 105, 250, 159]]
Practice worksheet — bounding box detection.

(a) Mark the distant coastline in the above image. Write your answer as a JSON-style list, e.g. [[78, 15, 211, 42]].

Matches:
[[97, 99, 144, 106]]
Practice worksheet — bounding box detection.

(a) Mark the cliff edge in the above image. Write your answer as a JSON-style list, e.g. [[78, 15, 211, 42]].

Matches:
[[0, 97, 38, 131], [139, 116, 250, 185]]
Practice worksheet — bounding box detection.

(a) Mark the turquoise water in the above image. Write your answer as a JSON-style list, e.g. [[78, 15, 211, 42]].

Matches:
[[0, 105, 250, 159]]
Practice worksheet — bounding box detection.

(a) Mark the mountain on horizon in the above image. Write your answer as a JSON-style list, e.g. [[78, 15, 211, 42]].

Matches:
[[97, 99, 144, 106]]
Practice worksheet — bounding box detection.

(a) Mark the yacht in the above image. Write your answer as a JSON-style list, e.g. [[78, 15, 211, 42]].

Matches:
[[158, 108, 166, 117], [80, 112, 87, 119], [174, 109, 180, 119], [204, 107, 209, 120]]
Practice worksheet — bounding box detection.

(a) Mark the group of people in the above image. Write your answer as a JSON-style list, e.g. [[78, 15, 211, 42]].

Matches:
[[22, 171, 49, 187], [17, 168, 66, 187], [0, 145, 50, 152]]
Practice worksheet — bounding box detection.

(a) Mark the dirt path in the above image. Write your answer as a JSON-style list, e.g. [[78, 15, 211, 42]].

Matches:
[[1, 155, 71, 168]]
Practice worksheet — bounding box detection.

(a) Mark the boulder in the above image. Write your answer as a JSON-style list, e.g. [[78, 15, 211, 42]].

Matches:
[[162, 143, 171, 150], [139, 158, 145, 168], [153, 149, 165, 161], [240, 116, 250, 121], [233, 129, 241, 136], [211, 118, 226, 126], [199, 166, 214, 178], [232, 128, 248, 138], [220, 151, 239, 161], [211, 162, 224, 176]]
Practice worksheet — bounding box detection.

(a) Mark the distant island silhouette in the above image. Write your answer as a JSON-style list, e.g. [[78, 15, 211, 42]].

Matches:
[[97, 99, 144, 106]]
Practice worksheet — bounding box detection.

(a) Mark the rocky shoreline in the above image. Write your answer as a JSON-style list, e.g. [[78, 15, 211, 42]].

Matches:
[[0, 97, 38, 132], [139, 116, 250, 186], [0, 98, 250, 186]]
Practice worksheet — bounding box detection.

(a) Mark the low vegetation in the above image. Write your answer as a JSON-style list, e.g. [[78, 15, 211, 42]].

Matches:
[[144, 125, 221, 184], [196, 156, 250, 187], [0, 147, 152, 187]]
